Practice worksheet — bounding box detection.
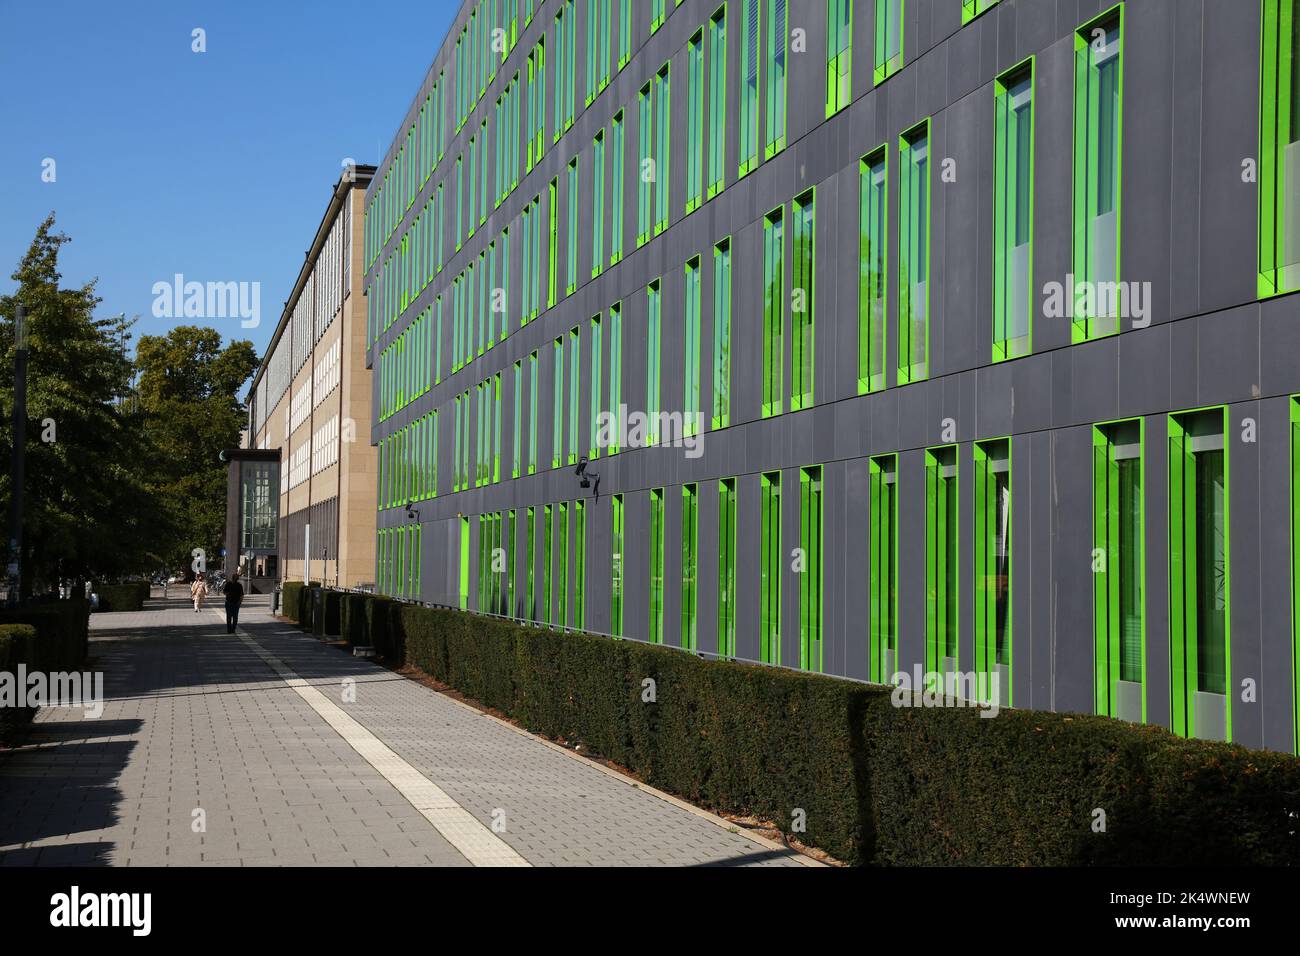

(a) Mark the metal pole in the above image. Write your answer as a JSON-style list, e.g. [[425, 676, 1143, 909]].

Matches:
[[8, 305, 27, 606]]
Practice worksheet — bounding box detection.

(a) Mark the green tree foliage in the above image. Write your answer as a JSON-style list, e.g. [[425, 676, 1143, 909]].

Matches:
[[0, 214, 158, 593], [135, 326, 257, 572]]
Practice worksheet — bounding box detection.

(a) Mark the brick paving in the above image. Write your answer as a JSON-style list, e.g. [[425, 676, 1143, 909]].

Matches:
[[0, 594, 808, 867]]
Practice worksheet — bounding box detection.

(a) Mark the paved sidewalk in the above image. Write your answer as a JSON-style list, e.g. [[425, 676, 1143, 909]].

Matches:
[[0, 596, 809, 867]]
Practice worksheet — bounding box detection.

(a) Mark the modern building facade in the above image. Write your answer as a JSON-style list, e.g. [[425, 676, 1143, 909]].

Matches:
[[363, 0, 1300, 753], [240, 164, 378, 589]]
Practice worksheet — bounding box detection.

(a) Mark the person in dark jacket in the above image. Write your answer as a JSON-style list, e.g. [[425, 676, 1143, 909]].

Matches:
[[222, 573, 245, 634]]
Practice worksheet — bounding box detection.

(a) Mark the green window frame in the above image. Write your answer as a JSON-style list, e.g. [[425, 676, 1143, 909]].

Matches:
[[612, 494, 625, 633], [566, 158, 579, 295], [1093, 418, 1146, 723], [649, 489, 665, 643], [718, 478, 737, 658], [513, 360, 523, 478], [1292, 398, 1300, 751], [493, 373, 502, 483], [574, 500, 586, 628], [993, 59, 1035, 361], [548, 177, 559, 309], [1071, 5, 1124, 342], [764, 0, 787, 159], [869, 454, 898, 683], [646, 279, 662, 445], [526, 505, 537, 618], [792, 188, 815, 411], [974, 438, 1012, 706], [589, 314, 603, 460], [739, 0, 761, 178], [552, 336, 564, 469], [857, 145, 889, 395], [618, 0, 632, 69], [826, 0, 852, 117], [638, 82, 654, 246], [1169, 407, 1230, 741], [611, 111, 626, 265], [762, 205, 785, 418], [873, 0, 903, 84], [707, 5, 728, 199], [557, 502, 569, 626], [569, 326, 580, 464], [681, 484, 699, 650], [507, 509, 517, 615], [1259, 0, 1300, 297], [528, 350, 539, 474], [460, 516, 471, 610], [543, 503, 554, 624], [760, 471, 782, 664], [686, 29, 706, 215], [898, 119, 931, 384], [684, 256, 702, 437], [654, 62, 672, 236], [608, 301, 623, 455], [712, 237, 733, 430], [925, 445, 958, 681], [592, 130, 606, 278], [799, 466, 823, 672]]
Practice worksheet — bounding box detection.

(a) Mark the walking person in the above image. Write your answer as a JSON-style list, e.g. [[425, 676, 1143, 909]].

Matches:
[[190, 572, 206, 613], [222, 573, 244, 634]]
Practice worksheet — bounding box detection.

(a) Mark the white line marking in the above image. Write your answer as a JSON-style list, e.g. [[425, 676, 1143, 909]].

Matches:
[[217, 611, 529, 867]]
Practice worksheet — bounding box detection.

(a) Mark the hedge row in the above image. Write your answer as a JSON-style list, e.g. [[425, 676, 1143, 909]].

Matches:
[[96, 583, 147, 612], [282, 593, 1300, 865], [0, 600, 91, 745]]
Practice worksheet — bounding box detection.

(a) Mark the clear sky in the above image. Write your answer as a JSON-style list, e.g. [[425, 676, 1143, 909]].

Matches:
[[0, 0, 461, 362]]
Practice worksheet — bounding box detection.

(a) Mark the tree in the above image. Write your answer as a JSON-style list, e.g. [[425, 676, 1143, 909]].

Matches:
[[135, 326, 258, 573], [0, 213, 159, 593]]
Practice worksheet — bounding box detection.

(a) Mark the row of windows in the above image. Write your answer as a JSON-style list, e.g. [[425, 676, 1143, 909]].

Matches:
[[406, 401, 1263, 745]]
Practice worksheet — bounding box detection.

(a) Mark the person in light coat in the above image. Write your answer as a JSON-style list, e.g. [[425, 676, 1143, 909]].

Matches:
[[190, 572, 207, 613]]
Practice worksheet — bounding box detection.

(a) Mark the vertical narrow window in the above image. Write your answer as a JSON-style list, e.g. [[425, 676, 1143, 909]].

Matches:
[[1093, 419, 1145, 723], [1292, 398, 1300, 751], [687, 30, 706, 214], [962, 0, 1000, 23], [543, 503, 554, 624], [869, 454, 898, 683], [460, 516, 471, 610], [553, 336, 564, 469], [925, 445, 958, 682], [651, 0, 666, 32], [569, 326, 580, 464], [718, 478, 737, 658], [527, 505, 537, 618], [528, 350, 539, 474], [1260, 0, 1300, 296], [513, 360, 523, 478], [799, 466, 823, 672], [762, 205, 785, 418], [764, 0, 787, 159], [548, 177, 559, 308], [1071, 7, 1124, 341], [608, 301, 623, 454], [574, 499, 586, 628], [521, 204, 533, 325], [557, 502, 569, 626], [586, 0, 599, 105], [638, 82, 654, 247], [646, 279, 662, 446], [1169, 409, 1230, 741], [993, 61, 1034, 361], [858, 146, 887, 393], [493, 372, 502, 482], [682, 484, 699, 650], [611, 494, 625, 632], [792, 189, 815, 411], [684, 256, 701, 437], [589, 314, 603, 460], [507, 509, 517, 615], [707, 6, 728, 199], [618, 0, 632, 69], [898, 120, 930, 384], [712, 237, 733, 430], [566, 158, 579, 295], [654, 62, 671, 236], [974, 439, 1012, 706], [826, 0, 852, 116], [649, 488, 665, 642], [873, 0, 903, 84], [760, 471, 782, 664], [739, 0, 761, 178], [611, 112, 626, 265], [592, 130, 606, 278]]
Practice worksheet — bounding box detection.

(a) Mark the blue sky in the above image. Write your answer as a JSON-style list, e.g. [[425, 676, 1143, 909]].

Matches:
[[0, 0, 460, 359]]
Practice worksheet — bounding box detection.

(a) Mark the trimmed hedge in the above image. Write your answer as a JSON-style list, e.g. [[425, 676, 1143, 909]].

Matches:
[[0, 601, 91, 745], [340, 594, 370, 646], [0, 623, 39, 744], [96, 584, 145, 612], [281, 582, 305, 623], [364, 604, 1300, 866], [314, 590, 341, 637]]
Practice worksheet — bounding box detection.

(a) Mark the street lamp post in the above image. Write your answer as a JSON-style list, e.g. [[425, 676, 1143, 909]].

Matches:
[[8, 305, 28, 606]]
